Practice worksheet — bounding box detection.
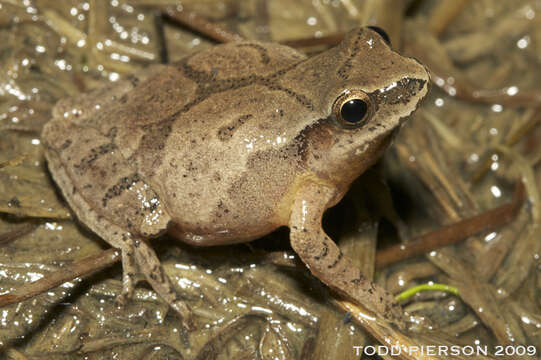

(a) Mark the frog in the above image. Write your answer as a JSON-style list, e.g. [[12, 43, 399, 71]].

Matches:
[[41, 27, 429, 330]]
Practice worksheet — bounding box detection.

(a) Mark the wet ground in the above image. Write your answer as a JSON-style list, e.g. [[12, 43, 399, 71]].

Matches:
[[0, 1, 540, 359]]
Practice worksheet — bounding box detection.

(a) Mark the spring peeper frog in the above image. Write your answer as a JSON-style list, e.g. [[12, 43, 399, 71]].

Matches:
[[42, 27, 429, 329]]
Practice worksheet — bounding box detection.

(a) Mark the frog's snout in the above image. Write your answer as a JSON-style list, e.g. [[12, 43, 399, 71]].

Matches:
[[410, 56, 431, 94]]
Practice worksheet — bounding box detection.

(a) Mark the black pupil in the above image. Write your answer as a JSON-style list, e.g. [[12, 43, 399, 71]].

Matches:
[[367, 26, 391, 46], [341, 99, 367, 124]]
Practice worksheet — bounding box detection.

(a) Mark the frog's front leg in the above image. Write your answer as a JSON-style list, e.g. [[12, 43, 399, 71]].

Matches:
[[289, 183, 404, 327]]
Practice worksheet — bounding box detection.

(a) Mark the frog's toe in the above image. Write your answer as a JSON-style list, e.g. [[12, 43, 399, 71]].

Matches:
[[171, 299, 196, 331], [387, 301, 406, 330], [114, 271, 136, 309], [114, 292, 129, 309]]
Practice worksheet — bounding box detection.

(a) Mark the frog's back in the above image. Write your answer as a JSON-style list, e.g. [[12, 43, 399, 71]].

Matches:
[[50, 40, 308, 154], [135, 42, 316, 242], [44, 41, 314, 243]]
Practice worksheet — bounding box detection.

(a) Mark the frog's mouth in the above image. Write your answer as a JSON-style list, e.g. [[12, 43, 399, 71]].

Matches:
[[397, 111, 417, 127]]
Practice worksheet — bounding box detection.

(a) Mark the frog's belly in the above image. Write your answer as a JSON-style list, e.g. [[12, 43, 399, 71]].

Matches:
[[167, 221, 280, 246], [149, 151, 299, 246], [135, 105, 305, 245], [159, 169, 291, 246]]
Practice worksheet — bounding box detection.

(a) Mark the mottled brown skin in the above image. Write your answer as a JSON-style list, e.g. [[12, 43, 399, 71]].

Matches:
[[42, 28, 429, 329]]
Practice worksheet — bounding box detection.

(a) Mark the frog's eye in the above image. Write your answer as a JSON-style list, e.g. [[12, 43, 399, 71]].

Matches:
[[332, 90, 373, 129], [367, 26, 391, 46]]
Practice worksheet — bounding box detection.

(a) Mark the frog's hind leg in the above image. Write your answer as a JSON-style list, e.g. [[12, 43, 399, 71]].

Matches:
[[115, 234, 194, 329], [114, 234, 138, 307], [42, 120, 193, 328], [132, 238, 194, 329]]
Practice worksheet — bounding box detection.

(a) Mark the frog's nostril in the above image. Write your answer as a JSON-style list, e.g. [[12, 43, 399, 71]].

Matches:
[[409, 56, 426, 68], [407, 57, 431, 83]]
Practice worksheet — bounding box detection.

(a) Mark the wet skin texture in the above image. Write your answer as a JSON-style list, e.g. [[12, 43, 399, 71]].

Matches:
[[42, 27, 429, 328]]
